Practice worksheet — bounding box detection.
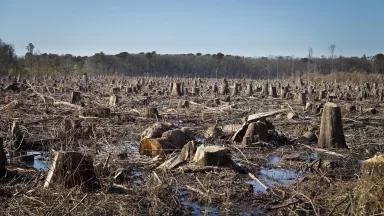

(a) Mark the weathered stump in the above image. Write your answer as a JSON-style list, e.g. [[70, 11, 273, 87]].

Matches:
[[319, 90, 327, 100], [220, 79, 229, 95], [270, 86, 278, 98], [297, 92, 306, 105], [191, 87, 200, 96], [144, 107, 159, 118], [111, 87, 120, 95], [262, 83, 269, 96], [231, 83, 240, 96], [108, 95, 118, 107], [44, 151, 99, 189], [140, 129, 190, 156], [245, 82, 253, 96], [280, 86, 288, 99], [193, 145, 232, 166], [71, 91, 82, 105], [170, 82, 182, 97], [318, 102, 347, 149], [11, 120, 23, 150], [241, 122, 256, 146], [213, 83, 219, 94]]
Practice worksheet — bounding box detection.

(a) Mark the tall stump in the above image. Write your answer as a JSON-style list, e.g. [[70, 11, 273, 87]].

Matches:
[[245, 82, 253, 96], [318, 102, 347, 149], [220, 79, 229, 95], [170, 82, 182, 97]]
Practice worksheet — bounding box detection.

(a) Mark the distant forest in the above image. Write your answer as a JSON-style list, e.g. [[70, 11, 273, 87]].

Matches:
[[1, 38, 384, 78]]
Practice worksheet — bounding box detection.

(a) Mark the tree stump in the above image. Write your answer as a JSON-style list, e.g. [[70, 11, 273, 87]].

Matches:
[[71, 91, 82, 105], [144, 107, 159, 118], [109, 95, 118, 107], [231, 83, 240, 96], [191, 87, 200, 96], [379, 89, 384, 102], [318, 102, 347, 149], [319, 90, 327, 100], [220, 79, 229, 95], [170, 82, 182, 97], [245, 82, 253, 96], [241, 122, 256, 146], [193, 145, 232, 166], [281, 86, 288, 99], [111, 87, 120, 95], [213, 83, 219, 95], [297, 92, 307, 105], [270, 86, 278, 98], [262, 83, 269, 96], [11, 120, 23, 150], [44, 151, 99, 189]]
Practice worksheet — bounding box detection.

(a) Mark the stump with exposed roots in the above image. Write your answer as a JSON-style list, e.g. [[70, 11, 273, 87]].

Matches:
[[318, 102, 347, 149]]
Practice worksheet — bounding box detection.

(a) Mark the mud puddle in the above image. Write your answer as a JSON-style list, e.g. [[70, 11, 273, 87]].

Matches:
[[248, 154, 301, 194]]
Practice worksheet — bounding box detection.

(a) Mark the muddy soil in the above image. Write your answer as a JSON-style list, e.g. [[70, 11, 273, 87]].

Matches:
[[0, 76, 383, 215]]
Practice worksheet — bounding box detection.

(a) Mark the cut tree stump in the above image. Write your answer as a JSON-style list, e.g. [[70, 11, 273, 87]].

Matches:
[[11, 120, 23, 150], [318, 102, 347, 149], [108, 95, 118, 107], [71, 91, 82, 105], [220, 79, 229, 95], [231, 109, 287, 142], [158, 141, 197, 170], [245, 82, 253, 96], [144, 107, 159, 118], [170, 82, 182, 97], [0, 138, 6, 176], [141, 122, 174, 140], [44, 151, 99, 189], [193, 145, 232, 166], [140, 129, 190, 156], [270, 86, 278, 98]]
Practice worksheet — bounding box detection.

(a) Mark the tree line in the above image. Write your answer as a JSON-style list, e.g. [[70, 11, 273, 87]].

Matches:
[[1, 38, 384, 79]]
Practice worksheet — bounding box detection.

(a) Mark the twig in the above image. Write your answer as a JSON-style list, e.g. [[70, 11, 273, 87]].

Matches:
[[300, 144, 347, 158], [67, 194, 88, 215]]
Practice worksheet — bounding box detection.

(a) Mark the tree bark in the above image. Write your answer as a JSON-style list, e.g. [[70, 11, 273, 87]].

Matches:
[[318, 102, 347, 149]]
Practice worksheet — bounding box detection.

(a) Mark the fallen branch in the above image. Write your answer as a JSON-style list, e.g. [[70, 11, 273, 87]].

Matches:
[[301, 144, 347, 158], [53, 101, 83, 110], [185, 185, 209, 197]]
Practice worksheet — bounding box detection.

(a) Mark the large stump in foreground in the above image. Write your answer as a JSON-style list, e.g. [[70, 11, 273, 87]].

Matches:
[[193, 145, 232, 166], [44, 151, 99, 189], [318, 102, 347, 149]]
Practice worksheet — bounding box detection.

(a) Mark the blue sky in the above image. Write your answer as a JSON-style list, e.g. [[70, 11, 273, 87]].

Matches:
[[0, 0, 383, 57]]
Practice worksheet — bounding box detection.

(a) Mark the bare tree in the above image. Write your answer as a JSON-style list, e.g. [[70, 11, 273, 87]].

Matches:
[[308, 47, 313, 72], [26, 43, 35, 74], [329, 44, 336, 72]]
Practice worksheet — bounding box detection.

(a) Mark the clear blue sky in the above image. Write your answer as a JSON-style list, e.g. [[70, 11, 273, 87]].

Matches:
[[1, 0, 383, 57]]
